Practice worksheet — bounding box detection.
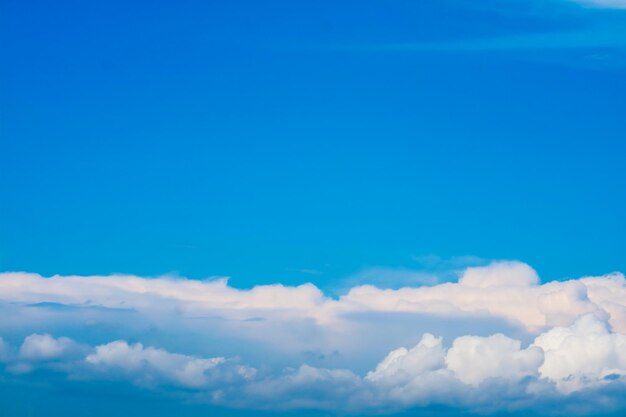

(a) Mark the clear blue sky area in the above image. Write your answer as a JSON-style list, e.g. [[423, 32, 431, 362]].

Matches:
[[2, 0, 625, 288]]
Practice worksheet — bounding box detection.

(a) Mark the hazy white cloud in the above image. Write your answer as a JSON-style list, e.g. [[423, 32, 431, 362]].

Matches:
[[341, 263, 624, 333], [0, 319, 625, 414], [0, 262, 625, 414], [0, 337, 8, 362], [19, 333, 79, 361], [1, 262, 624, 335], [85, 340, 255, 389], [338, 267, 444, 289], [0, 272, 327, 321], [234, 365, 365, 411]]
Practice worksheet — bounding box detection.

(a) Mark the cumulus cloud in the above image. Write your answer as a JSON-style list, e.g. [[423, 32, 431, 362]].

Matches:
[[459, 261, 539, 288], [361, 318, 625, 412], [341, 262, 624, 332], [0, 319, 625, 415], [446, 333, 543, 386], [85, 340, 255, 389], [534, 314, 626, 393], [361, 315, 626, 409], [0, 262, 625, 414], [3, 333, 88, 375], [19, 333, 79, 361], [366, 333, 445, 387], [0, 262, 624, 334]]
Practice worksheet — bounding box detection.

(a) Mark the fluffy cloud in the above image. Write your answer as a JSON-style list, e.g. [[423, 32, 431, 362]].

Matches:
[[362, 316, 626, 412], [340, 263, 623, 332], [0, 262, 624, 334], [19, 333, 78, 361], [0, 262, 625, 414], [446, 333, 543, 386], [458, 261, 539, 288], [0, 317, 625, 415], [85, 340, 255, 389], [534, 314, 626, 393], [366, 333, 445, 387]]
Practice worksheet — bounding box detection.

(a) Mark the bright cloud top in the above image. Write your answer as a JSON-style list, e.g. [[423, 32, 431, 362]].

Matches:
[[1, 261, 625, 414], [1, 261, 624, 332]]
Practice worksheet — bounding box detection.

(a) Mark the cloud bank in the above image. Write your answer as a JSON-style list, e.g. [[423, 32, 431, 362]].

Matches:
[[1, 261, 624, 332], [0, 315, 624, 414], [1, 261, 625, 415]]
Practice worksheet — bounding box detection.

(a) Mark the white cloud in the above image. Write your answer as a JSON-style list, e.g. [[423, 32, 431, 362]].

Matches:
[[1, 262, 624, 335], [0, 272, 327, 321], [86, 340, 255, 389], [445, 333, 543, 386], [340, 263, 623, 332], [19, 333, 78, 361], [366, 333, 445, 387], [534, 314, 626, 393], [0, 320, 625, 414], [234, 320, 625, 411], [459, 261, 539, 288], [0, 262, 625, 414]]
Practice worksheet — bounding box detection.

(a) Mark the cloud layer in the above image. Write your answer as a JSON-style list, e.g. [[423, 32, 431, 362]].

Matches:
[[0, 315, 624, 414], [1, 261, 625, 414], [1, 261, 625, 332]]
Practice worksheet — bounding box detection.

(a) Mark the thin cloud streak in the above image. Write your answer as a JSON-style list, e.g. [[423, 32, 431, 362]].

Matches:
[[343, 27, 626, 53]]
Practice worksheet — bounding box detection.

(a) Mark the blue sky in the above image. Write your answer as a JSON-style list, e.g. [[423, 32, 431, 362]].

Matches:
[[1, 0, 626, 416], [2, 0, 626, 287]]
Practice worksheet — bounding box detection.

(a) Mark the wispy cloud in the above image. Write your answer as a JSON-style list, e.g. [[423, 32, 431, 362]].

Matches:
[[354, 27, 626, 53], [334, 22, 626, 71], [573, 0, 626, 9], [286, 268, 325, 275]]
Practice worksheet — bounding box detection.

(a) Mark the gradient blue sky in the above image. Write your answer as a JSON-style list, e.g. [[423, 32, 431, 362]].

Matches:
[[1, 1, 626, 416], [2, 0, 625, 289]]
